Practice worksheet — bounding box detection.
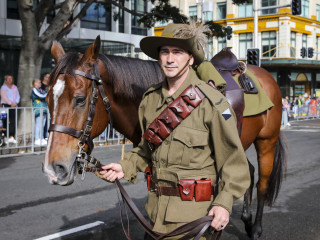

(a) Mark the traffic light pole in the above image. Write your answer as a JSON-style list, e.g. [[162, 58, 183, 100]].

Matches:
[[253, 0, 291, 48]]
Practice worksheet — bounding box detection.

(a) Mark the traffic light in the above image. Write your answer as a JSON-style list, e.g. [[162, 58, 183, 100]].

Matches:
[[225, 26, 232, 40], [292, 0, 302, 15], [247, 48, 260, 66], [308, 47, 314, 58], [300, 47, 306, 58]]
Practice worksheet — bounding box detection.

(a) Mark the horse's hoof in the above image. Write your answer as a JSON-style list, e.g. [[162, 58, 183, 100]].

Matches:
[[251, 224, 262, 240]]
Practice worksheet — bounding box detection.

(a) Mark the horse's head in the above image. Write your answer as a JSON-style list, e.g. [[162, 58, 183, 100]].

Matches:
[[43, 36, 109, 185]]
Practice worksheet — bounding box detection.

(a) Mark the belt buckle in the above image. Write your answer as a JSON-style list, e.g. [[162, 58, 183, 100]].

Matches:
[[151, 184, 161, 197]]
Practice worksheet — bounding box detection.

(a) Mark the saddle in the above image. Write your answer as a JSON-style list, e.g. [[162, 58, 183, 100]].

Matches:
[[197, 48, 258, 136]]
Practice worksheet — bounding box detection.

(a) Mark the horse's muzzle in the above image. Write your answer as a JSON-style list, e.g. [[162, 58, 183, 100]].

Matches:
[[42, 159, 77, 186]]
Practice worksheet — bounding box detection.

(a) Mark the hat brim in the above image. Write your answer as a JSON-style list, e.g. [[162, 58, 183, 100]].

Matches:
[[140, 35, 204, 65]]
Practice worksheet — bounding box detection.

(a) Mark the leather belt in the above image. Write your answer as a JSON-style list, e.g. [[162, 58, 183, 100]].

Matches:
[[149, 180, 214, 197]]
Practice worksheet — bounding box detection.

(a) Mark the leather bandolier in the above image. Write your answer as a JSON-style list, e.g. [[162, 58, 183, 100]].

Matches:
[[143, 84, 205, 150]]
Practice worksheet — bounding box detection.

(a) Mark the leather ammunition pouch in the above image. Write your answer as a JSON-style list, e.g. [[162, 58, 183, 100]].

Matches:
[[195, 179, 212, 201], [178, 179, 196, 201], [143, 85, 205, 150]]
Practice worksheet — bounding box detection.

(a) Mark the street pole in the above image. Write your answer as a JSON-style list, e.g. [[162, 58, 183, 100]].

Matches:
[[254, 0, 258, 48]]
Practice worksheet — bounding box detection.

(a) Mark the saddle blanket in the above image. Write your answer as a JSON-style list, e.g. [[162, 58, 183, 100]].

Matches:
[[233, 70, 274, 117], [201, 64, 274, 117]]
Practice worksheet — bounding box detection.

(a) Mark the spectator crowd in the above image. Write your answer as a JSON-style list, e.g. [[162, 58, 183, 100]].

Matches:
[[0, 74, 320, 146]]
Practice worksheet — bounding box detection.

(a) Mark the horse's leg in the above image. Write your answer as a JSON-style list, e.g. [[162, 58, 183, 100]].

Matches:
[[251, 138, 277, 240], [241, 159, 255, 237]]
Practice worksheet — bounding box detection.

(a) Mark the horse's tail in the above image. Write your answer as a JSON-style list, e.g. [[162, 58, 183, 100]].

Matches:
[[265, 131, 288, 206]]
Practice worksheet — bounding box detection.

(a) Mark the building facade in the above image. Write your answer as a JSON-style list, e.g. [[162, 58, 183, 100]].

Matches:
[[0, 0, 152, 84], [156, 0, 320, 99]]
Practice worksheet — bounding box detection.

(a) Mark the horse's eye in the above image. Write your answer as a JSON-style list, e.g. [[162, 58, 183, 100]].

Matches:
[[75, 96, 86, 106]]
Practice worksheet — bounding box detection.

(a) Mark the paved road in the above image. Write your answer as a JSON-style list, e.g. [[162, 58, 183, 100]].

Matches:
[[0, 119, 319, 240]]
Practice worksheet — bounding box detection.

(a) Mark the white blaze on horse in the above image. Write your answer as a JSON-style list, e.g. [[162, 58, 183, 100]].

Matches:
[[43, 36, 287, 240]]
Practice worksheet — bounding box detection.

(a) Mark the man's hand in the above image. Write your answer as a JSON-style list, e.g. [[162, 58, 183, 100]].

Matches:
[[99, 163, 124, 182], [208, 206, 230, 231], [11, 103, 17, 107]]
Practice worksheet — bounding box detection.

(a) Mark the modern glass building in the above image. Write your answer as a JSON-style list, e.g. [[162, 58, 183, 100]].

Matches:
[[159, 0, 320, 99], [0, 0, 153, 85]]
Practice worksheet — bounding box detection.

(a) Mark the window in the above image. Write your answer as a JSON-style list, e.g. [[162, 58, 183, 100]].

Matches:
[[118, 8, 124, 33], [317, 4, 320, 21], [239, 33, 252, 59], [290, 32, 296, 58], [302, 0, 309, 18], [189, 6, 197, 22], [131, 0, 147, 36], [261, 31, 276, 58], [204, 11, 213, 22], [317, 37, 319, 60], [217, 36, 226, 52], [302, 33, 307, 48], [217, 3, 226, 20], [261, 0, 276, 15], [207, 38, 213, 60], [238, 3, 253, 18], [7, 0, 20, 19], [81, 3, 112, 31]]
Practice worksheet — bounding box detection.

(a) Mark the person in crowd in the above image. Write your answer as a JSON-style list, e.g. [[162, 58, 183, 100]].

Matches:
[[292, 96, 298, 119], [297, 95, 304, 119], [281, 98, 290, 127], [305, 96, 310, 117], [31, 78, 48, 146], [99, 22, 250, 239], [1, 75, 20, 144], [41, 73, 50, 139], [285, 96, 291, 120], [309, 97, 317, 118]]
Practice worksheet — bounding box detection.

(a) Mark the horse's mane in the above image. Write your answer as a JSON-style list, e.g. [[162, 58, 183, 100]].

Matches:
[[99, 54, 164, 99], [49, 52, 164, 100]]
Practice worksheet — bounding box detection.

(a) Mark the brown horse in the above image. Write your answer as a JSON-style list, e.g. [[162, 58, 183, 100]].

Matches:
[[43, 36, 287, 240]]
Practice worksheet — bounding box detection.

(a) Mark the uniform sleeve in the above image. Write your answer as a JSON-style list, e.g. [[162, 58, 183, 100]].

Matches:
[[118, 96, 151, 184], [205, 99, 250, 213]]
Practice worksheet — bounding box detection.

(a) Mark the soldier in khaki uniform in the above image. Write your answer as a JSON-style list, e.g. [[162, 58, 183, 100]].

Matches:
[[100, 23, 250, 239]]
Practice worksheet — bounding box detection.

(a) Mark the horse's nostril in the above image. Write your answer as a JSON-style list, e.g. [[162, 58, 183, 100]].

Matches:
[[53, 162, 68, 179]]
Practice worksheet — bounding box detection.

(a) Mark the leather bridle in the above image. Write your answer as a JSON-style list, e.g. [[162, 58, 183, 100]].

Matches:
[[48, 61, 112, 176]]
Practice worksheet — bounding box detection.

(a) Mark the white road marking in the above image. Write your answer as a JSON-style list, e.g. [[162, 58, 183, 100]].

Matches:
[[283, 129, 320, 132], [34, 221, 104, 240]]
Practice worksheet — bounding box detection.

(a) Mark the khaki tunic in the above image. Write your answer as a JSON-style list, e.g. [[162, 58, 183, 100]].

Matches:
[[118, 69, 250, 235]]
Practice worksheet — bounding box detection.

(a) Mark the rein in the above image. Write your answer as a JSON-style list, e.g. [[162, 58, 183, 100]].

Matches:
[[48, 61, 221, 240]]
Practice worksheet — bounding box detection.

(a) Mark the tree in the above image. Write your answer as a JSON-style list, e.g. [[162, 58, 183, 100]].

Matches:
[[15, 0, 248, 135]]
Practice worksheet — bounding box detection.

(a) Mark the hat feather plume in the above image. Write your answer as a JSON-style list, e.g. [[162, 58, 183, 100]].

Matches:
[[172, 21, 211, 53]]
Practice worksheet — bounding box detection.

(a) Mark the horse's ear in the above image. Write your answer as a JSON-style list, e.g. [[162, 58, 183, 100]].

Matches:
[[80, 35, 101, 66], [51, 41, 65, 63]]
